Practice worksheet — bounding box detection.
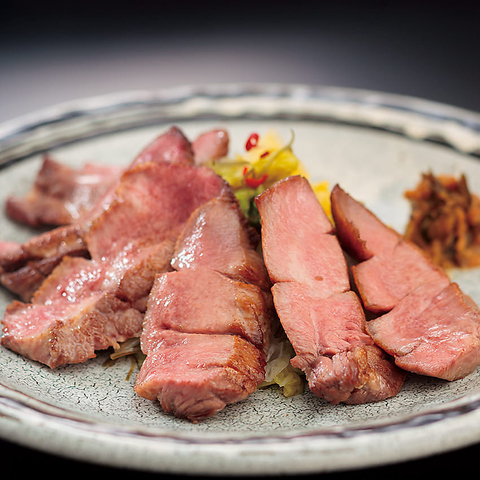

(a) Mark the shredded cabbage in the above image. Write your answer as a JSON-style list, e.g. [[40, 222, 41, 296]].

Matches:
[[260, 329, 305, 397]]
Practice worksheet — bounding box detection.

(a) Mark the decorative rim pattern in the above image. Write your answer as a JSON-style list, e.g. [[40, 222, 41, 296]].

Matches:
[[2, 380, 480, 443], [2, 83, 480, 167], [2, 83, 480, 474]]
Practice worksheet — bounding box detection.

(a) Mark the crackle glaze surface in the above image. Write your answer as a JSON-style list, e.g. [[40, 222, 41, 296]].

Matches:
[[2, 85, 480, 474]]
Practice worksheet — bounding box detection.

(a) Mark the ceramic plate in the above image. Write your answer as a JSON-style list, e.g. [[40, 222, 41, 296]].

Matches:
[[2, 84, 480, 475]]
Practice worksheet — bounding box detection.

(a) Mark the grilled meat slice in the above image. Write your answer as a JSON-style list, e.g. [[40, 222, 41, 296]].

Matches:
[[331, 184, 480, 380], [256, 176, 405, 403]]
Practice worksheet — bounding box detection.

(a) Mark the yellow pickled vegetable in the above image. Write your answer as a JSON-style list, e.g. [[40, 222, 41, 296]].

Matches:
[[207, 129, 331, 227], [312, 180, 332, 221]]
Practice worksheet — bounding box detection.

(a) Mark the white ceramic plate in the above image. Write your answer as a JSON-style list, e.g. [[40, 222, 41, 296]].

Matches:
[[2, 84, 480, 475]]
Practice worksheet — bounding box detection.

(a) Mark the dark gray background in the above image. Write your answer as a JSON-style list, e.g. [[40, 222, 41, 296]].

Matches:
[[2, 0, 480, 122], [1, 0, 480, 477]]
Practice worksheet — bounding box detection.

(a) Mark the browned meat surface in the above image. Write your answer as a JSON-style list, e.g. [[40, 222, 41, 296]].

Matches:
[[256, 176, 405, 404], [130, 126, 194, 168], [115, 240, 176, 312], [2, 289, 143, 368], [340, 345, 406, 404], [331, 184, 480, 381], [86, 163, 228, 261], [1, 248, 86, 302], [0, 223, 87, 274], [134, 330, 265, 423], [171, 197, 270, 289], [192, 128, 229, 164], [0, 241, 24, 274], [4, 127, 220, 230], [404, 172, 480, 268], [256, 176, 348, 289], [6, 156, 123, 227], [0, 126, 201, 300], [1, 245, 168, 368], [367, 282, 480, 381], [272, 284, 402, 403], [142, 268, 271, 353], [331, 184, 448, 313], [1, 160, 228, 368], [0, 224, 89, 301], [135, 196, 272, 421], [1, 255, 144, 367]]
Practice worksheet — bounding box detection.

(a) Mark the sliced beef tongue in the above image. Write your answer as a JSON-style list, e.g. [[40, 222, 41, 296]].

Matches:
[[6, 156, 123, 227], [135, 330, 265, 423], [0, 126, 204, 301], [140, 268, 271, 354], [191, 128, 229, 165], [0, 241, 24, 273], [330, 183, 449, 313], [129, 126, 194, 168], [0, 224, 88, 301], [86, 163, 229, 261], [4, 126, 222, 231], [256, 176, 405, 404], [135, 197, 273, 421], [2, 287, 143, 369], [1, 160, 229, 368], [257, 176, 348, 290], [170, 196, 270, 290], [331, 184, 480, 381], [114, 239, 176, 313], [1, 254, 145, 368]]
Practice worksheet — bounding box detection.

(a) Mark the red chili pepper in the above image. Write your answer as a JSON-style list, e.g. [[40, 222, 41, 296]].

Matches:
[[242, 166, 249, 176], [260, 151, 270, 158], [245, 133, 259, 151], [245, 173, 268, 188]]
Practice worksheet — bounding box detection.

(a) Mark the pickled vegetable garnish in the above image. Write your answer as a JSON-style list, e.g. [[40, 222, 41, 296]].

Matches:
[[208, 129, 331, 226]]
